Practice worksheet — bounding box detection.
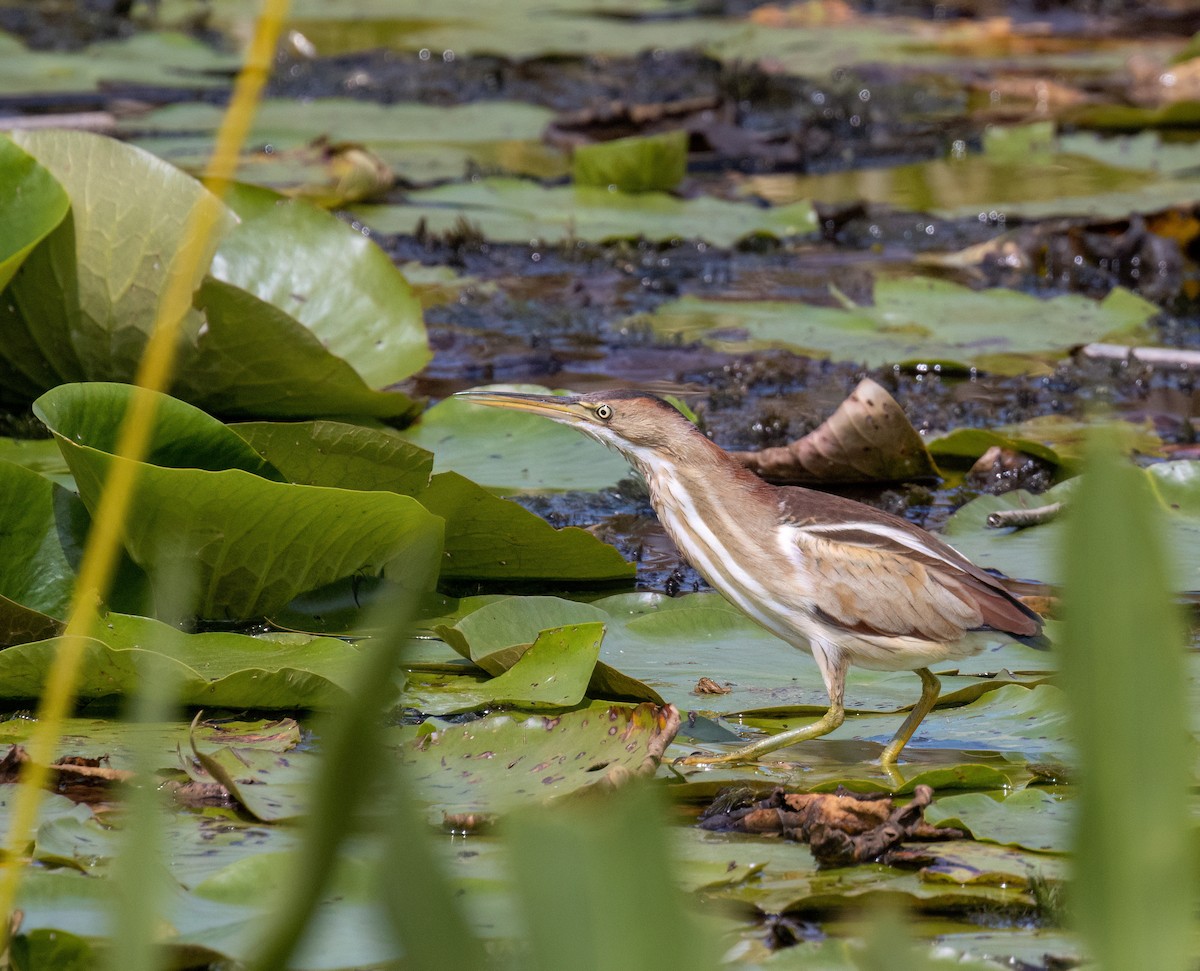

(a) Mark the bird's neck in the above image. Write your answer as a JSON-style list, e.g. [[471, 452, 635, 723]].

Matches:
[[627, 434, 777, 561]]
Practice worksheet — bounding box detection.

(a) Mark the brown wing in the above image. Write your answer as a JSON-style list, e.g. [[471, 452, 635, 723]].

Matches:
[[781, 487, 1043, 642]]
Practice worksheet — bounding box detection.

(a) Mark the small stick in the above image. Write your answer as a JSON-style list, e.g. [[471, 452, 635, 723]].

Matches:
[[1079, 343, 1200, 371], [987, 502, 1063, 529]]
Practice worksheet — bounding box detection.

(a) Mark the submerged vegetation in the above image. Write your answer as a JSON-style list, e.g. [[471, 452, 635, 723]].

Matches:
[[1, 0, 1200, 968]]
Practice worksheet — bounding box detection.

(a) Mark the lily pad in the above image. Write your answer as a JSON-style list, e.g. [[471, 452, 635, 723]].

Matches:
[[943, 462, 1200, 590], [400, 703, 680, 813], [231, 417, 634, 582], [7, 129, 235, 386], [0, 460, 80, 630], [232, 420, 434, 496], [34, 383, 444, 620], [638, 278, 1158, 375], [420, 472, 634, 582], [925, 787, 1072, 853], [183, 278, 420, 419], [400, 386, 632, 492], [410, 622, 605, 714], [210, 184, 430, 395], [0, 613, 367, 707], [351, 178, 817, 247], [0, 136, 69, 292]]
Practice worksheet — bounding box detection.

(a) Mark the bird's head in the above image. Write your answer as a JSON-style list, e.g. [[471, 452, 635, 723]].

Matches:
[[454, 389, 697, 462]]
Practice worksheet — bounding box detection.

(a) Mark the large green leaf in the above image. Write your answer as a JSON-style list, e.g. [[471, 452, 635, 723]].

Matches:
[[419, 471, 634, 582], [400, 385, 632, 492], [211, 184, 429, 392], [0, 460, 80, 628], [352, 178, 817, 246], [182, 278, 420, 419], [8, 129, 236, 385], [231, 419, 434, 495], [231, 417, 633, 582], [34, 383, 444, 620], [0, 136, 69, 292], [410, 622, 605, 714], [0, 615, 368, 707], [640, 279, 1158, 374]]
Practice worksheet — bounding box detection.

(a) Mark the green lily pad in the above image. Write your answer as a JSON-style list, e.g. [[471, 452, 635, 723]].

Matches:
[[34, 383, 444, 620], [573, 130, 687, 193], [925, 787, 1072, 853], [741, 123, 1200, 222], [232, 419, 434, 496], [230, 416, 633, 583], [7, 129, 236, 386], [0, 613, 367, 706], [400, 702, 679, 813], [943, 461, 1200, 590], [401, 386, 633, 492], [128, 99, 564, 186], [419, 471, 635, 582], [210, 184, 430, 395], [183, 278, 420, 419], [0, 459, 80, 631], [411, 622, 604, 714], [638, 279, 1157, 375], [352, 178, 817, 246], [0, 31, 238, 95], [0, 136, 69, 292], [430, 596, 663, 706]]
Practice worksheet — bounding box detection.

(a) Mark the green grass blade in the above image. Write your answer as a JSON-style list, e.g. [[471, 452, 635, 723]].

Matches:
[[245, 545, 440, 971], [505, 783, 721, 971], [1060, 428, 1194, 970]]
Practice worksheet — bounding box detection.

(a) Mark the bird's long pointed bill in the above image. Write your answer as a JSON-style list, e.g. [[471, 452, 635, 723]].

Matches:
[[454, 391, 582, 421]]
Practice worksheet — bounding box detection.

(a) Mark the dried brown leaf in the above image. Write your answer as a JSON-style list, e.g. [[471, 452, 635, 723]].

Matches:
[[734, 378, 937, 484]]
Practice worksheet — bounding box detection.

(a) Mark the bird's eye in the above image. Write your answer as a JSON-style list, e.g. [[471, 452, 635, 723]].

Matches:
[[594, 404, 613, 421]]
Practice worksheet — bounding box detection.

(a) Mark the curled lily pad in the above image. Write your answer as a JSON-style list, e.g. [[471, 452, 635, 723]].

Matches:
[[0, 135, 69, 292], [211, 184, 429, 396], [734, 378, 937, 484], [34, 383, 444, 620], [232, 418, 634, 583], [412, 622, 605, 715], [8, 129, 235, 386]]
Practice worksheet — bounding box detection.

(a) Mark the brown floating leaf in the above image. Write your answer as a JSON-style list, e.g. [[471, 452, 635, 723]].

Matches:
[[0, 744, 133, 806], [734, 378, 937, 484], [698, 784, 964, 866]]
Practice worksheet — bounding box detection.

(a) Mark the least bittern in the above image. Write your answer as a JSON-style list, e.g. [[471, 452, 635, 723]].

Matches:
[[457, 389, 1046, 766]]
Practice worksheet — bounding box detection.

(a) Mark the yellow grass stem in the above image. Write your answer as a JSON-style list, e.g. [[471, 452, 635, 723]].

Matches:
[[0, 0, 292, 937]]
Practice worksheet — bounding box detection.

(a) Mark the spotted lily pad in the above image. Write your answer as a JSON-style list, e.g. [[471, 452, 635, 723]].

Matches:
[[400, 703, 680, 813]]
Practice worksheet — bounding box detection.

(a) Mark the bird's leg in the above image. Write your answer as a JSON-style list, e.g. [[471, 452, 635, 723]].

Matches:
[[878, 667, 940, 765], [677, 664, 847, 767]]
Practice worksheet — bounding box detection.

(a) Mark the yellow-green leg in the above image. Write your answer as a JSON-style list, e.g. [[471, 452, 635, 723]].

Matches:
[[878, 667, 940, 765], [676, 703, 845, 767]]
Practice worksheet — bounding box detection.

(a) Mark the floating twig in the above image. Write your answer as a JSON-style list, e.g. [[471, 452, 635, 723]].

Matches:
[[987, 502, 1063, 529]]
